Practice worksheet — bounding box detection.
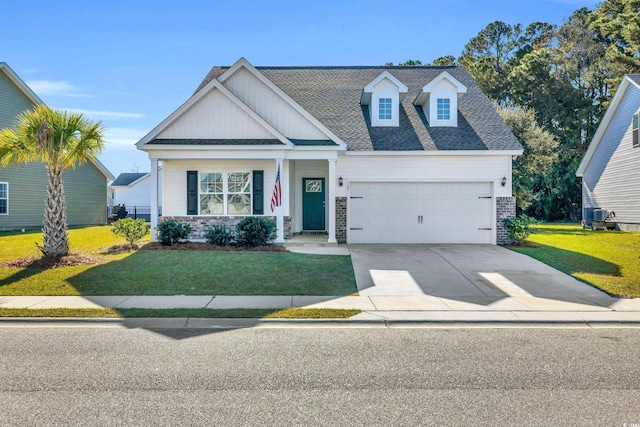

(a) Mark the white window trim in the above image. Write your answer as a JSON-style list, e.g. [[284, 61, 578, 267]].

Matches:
[[198, 172, 252, 216], [633, 112, 639, 147], [378, 98, 392, 121], [0, 182, 7, 215], [436, 98, 451, 121]]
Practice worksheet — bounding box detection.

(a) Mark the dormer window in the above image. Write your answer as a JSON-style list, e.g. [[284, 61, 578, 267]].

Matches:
[[414, 71, 467, 127], [437, 98, 450, 120], [379, 98, 392, 120], [361, 71, 408, 127]]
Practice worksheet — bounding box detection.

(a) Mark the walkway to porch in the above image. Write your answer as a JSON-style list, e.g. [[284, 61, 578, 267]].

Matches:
[[284, 233, 350, 255]]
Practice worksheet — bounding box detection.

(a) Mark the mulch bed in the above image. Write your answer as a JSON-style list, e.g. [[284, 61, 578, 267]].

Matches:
[[140, 242, 287, 252], [3, 253, 103, 269], [505, 241, 541, 248], [102, 243, 139, 254]]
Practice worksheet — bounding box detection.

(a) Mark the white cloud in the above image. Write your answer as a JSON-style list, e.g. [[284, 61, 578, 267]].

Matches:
[[103, 127, 148, 148], [25, 80, 87, 97], [63, 108, 145, 120]]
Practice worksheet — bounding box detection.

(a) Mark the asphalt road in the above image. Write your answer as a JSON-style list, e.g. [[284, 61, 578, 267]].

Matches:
[[1, 326, 640, 426]]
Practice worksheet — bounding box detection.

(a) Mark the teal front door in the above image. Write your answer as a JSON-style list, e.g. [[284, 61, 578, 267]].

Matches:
[[302, 178, 325, 230]]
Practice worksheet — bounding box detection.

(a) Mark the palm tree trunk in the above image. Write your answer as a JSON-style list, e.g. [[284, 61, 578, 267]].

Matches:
[[41, 167, 69, 257]]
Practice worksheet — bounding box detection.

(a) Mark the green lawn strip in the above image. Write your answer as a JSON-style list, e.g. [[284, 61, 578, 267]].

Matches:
[[0, 251, 356, 296], [0, 308, 361, 319], [509, 223, 640, 298]]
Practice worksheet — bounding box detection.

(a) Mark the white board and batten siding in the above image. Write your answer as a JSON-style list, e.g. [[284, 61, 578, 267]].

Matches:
[[336, 154, 513, 244], [158, 89, 274, 140], [162, 159, 287, 217], [223, 68, 328, 140], [582, 84, 640, 227]]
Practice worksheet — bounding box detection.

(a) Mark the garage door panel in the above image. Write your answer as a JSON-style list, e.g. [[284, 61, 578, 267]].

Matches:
[[349, 182, 493, 244]]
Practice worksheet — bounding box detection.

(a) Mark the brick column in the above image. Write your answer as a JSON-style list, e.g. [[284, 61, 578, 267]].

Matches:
[[496, 196, 516, 245], [335, 197, 347, 244]]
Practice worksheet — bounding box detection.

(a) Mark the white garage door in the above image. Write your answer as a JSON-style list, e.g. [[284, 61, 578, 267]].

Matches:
[[349, 182, 493, 244]]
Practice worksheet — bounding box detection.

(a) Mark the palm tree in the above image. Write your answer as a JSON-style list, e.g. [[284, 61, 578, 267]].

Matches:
[[0, 105, 105, 257]]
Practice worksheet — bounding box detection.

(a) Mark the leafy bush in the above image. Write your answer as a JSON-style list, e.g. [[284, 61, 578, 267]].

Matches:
[[157, 219, 192, 246], [111, 218, 149, 247], [205, 224, 235, 246], [502, 214, 537, 244], [235, 217, 277, 248]]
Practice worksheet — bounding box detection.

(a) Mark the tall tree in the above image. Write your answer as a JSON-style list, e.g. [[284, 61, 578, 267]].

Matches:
[[590, 0, 640, 70], [0, 105, 105, 257], [429, 55, 457, 66], [459, 21, 523, 102], [496, 104, 558, 215]]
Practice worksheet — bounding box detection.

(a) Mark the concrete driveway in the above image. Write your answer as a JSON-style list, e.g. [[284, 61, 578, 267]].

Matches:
[[348, 244, 609, 307]]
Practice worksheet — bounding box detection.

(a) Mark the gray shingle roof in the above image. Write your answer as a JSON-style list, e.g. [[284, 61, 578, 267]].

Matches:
[[111, 173, 147, 186], [194, 65, 522, 152]]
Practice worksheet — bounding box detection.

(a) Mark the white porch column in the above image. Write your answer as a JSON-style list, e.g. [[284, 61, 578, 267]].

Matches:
[[150, 158, 159, 242], [328, 158, 336, 243], [275, 158, 285, 243]]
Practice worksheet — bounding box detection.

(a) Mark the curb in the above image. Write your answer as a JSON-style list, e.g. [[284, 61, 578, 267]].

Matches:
[[1, 317, 640, 329]]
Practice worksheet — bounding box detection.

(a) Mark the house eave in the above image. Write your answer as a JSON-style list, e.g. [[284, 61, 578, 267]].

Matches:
[[0, 62, 43, 106], [576, 75, 640, 177], [344, 149, 523, 156]]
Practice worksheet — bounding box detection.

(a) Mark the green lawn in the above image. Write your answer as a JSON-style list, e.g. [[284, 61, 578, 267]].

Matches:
[[510, 223, 640, 298], [0, 226, 357, 296]]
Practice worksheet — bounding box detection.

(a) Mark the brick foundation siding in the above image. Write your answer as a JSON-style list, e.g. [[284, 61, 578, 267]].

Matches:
[[336, 197, 347, 243], [161, 216, 292, 240], [496, 197, 516, 245]]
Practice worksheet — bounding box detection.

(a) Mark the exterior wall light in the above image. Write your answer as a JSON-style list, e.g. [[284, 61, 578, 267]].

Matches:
[[338, 176, 344, 187], [501, 176, 507, 187]]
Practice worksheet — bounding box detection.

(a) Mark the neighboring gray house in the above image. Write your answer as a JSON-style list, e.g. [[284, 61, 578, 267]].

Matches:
[[577, 74, 640, 231], [137, 58, 522, 244], [0, 62, 114, 229]]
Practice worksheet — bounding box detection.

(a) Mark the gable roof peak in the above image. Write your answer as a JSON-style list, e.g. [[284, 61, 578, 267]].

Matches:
[[0, 62, 43, 105], [361, 71, 409, 105]]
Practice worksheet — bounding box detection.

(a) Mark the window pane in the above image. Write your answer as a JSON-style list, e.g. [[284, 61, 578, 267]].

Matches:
[[228, 172, 250, 193], [200, 194, 223, 215], [634, 113, 639, 130], [305, 180, 322, 192], [200, 173, 222, 193], [0, 199, 6, 214], [437, 98, 450, 120], [228, 194, 251, 214], [378, 98, 392, 120], [0, 184, 6, 199]]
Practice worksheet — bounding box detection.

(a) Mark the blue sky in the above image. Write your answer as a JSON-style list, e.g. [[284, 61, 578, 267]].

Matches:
[[2, 0, 599, 178]]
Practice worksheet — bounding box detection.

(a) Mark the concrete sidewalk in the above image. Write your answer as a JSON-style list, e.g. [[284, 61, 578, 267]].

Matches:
[[1, 294, 640, 326]]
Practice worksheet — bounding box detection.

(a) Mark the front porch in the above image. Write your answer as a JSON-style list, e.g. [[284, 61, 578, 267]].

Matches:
[[149, 156, 340, 244]]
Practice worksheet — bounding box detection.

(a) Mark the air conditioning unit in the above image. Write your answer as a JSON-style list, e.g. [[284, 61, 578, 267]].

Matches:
[[593, 209, 604, 221], [593, 209, 614, 222]]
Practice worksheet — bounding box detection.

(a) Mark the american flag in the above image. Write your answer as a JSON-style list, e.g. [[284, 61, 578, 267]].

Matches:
[[270, 164, 282, 212]]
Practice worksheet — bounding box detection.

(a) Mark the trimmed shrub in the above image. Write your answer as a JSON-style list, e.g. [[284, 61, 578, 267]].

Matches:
[[205, 224, 235, 246], [111, 218, 149, 247], [235, 217, 277, 248], [157, 219, 192, 246], [502, 214, 537, 244]]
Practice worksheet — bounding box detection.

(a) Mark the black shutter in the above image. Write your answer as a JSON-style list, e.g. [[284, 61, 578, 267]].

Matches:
[[187, 171, 198, 215], [253, 170, 264, 215]]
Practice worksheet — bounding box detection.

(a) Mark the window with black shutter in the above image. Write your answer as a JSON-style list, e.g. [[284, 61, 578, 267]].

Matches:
[[187, 171, 198, 215], [253, 170, 264, 215]]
